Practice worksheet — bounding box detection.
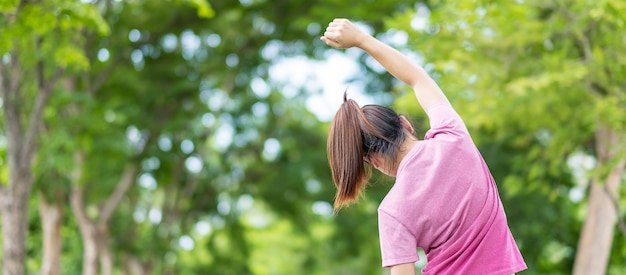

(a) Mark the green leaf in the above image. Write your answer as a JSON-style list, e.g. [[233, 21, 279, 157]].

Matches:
[[0, 0, 19, 13], [186, 0, 214, 19], [20, 4, 57, 35], [54, 43, 90, 70], [58, 1, 111, 36], [80, 4, 111, 36]]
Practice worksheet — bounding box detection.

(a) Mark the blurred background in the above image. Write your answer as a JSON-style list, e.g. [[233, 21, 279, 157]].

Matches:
[[0, 0, 624, 274]]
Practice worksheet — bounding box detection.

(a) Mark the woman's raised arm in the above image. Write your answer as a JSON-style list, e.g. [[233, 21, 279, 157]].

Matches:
[[321, 18, 448, 112]]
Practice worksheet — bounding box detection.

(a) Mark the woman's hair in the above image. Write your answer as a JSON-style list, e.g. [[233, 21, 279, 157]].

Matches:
[[327, 93, 406, 210]]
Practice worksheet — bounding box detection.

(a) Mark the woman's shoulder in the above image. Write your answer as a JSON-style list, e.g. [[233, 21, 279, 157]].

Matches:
[[425, 102, 470, 139]]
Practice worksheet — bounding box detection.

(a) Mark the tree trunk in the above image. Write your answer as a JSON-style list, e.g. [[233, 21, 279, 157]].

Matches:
[[1, 172, 31, 275], [69, 151, 140, 275], [69, 152, 99, 275], [38, 192, 64, 275], [82, 225, 100, 275], [573, 125, 625, 275], [71, 221, 112, 275], [124, 256, 153, 275], [99, 227, 113, 275], [0, 50, 30, 275], [71, 184, 105, 275]]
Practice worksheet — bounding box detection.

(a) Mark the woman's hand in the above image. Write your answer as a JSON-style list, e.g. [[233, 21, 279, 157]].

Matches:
[[321, 18, 369, 49]]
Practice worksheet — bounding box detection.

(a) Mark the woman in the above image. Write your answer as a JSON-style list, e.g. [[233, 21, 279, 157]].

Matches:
[[322, 19, 527, 275]]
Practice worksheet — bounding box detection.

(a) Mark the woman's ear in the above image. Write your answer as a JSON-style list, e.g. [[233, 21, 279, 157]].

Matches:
[[367, 154, 382, 170], [368, 154, 396, 177], [399, 115, 415, 134]]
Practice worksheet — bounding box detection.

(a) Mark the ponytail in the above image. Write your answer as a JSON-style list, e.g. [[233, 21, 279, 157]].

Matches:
[[327, 93, 368, 210], [327, 92, 405, 211]]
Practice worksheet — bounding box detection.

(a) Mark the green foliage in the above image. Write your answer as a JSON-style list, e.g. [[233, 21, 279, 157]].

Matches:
[[182, 0, 214, 18], [59, 1, 110, 36], [1, 0, 109, 71], [54, 43, 91, 70], [0, 0, 18, 13]]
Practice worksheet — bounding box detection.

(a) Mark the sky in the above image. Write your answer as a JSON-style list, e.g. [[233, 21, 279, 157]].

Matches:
[[265, 21, 414, 122], [268, 51, 374, 122]]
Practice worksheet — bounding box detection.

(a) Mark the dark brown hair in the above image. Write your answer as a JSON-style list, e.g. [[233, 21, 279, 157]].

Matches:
[[327, 93, 406, 210]]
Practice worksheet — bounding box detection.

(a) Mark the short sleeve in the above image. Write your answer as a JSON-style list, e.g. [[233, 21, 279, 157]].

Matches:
[[378, 209, 419, 267], [424, 102, 469, 140]]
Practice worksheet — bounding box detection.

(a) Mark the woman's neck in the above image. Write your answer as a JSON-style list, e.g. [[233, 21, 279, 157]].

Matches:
[[386, 136, 419, 176], [397, 137, 419, 164]]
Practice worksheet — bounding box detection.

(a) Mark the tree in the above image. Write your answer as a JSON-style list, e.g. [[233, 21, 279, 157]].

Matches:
[[56, 1, 213, 274], [0, 1, 109, 273], [386, 0, 625, 273]]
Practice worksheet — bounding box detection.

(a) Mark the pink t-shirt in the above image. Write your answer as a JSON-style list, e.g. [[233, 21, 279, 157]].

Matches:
[[378, 102, 527, 274]]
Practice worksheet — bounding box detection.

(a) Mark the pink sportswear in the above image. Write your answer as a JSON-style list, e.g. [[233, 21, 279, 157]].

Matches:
[[378, 102, 527, 274]]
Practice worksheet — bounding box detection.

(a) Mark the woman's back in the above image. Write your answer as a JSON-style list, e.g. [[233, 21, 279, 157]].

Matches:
[[378, 103, 525, 274]]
